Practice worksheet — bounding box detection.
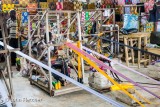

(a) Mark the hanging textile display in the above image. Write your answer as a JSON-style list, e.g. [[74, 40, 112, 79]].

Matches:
[[63, 2, 74, 10], [40, 2, 49, 9], [82, 2, 88, 10], [2, 0, 12, 4], [81, 11, 85, 22], [95, 1, 101, 9], [73, 1, 82, 11], [14, 0, 29, 8], [49, 2, 56, 10], [85, 11, 92, 34], [144, 0, 154, 13], [88, 3, 95, 9], [90, 11, 94, 21], [139, 0, 147, 3], [132, 0, 140, 4], [145, 22, 154, 32], [124, 7, 131, 14], [27, 3, 38, 15], [2, 4, 14, 12], [123, 14, 139, 30], [13, 0, 19, 4], [56, 2, 63, 10], [22, 12, 29, 24], [125, 0, 132, 4], [118, 0, 125, 6]]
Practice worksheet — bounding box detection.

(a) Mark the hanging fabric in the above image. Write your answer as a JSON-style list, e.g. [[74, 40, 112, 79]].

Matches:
[[123, 14, 139, 30], [40, 2, 49, 9], [95, 1, 101, 9], [22, 12, 29, 24], [124, 7, 131, 14], [27, 3, 37, 15], [118, 0, 125, 6], [132, 0, 140, 4], [125, 0, 132, 4], [2, 0, 12, 4], [49, 2, 56, 10], [81, 11, 85, 23], [144, 0, 154, 13], [56, 2, 63, 10], [2, 4, 14, 12], [73, 1, 82, 11]]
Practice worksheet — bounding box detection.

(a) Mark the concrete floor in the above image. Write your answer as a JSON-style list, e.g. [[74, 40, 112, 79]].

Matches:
[[11, 60, 160, 107]]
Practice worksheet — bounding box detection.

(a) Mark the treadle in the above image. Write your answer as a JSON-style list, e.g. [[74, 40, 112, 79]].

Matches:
[[30, 79, 82, 96], [53, 83, 83, 96]]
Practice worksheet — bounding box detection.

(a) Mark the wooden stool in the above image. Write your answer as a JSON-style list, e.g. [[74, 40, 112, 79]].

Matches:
[[124, 38, 136, 67], [123, 32, 150, 68]]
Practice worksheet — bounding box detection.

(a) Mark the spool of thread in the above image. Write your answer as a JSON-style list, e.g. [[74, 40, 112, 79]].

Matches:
[[55, 82, 59, 90], [57, 81, 61, 89]]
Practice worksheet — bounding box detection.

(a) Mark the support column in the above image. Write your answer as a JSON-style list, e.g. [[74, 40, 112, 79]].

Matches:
[[77, 11, 84, 83], [46, 11, 52, 95]]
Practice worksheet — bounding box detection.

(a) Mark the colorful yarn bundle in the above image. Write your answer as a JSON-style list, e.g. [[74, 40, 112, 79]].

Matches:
[[13, 0, 29, 8]]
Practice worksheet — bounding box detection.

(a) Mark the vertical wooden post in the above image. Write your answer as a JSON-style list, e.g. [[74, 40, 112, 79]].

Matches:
[[138, 37, 141, 68], [46, 11, 52, 95], [77, 11, 84, 83], [130, 39, 134, 65], [124, 37, 129, 67], [77, 41, 82, 80]]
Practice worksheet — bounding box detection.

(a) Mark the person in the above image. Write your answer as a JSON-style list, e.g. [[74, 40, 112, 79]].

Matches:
[[6, 10, 18, 66]]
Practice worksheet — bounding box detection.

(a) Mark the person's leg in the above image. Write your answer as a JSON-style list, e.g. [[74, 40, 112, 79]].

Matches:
[[9, 38, 18, 66]]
